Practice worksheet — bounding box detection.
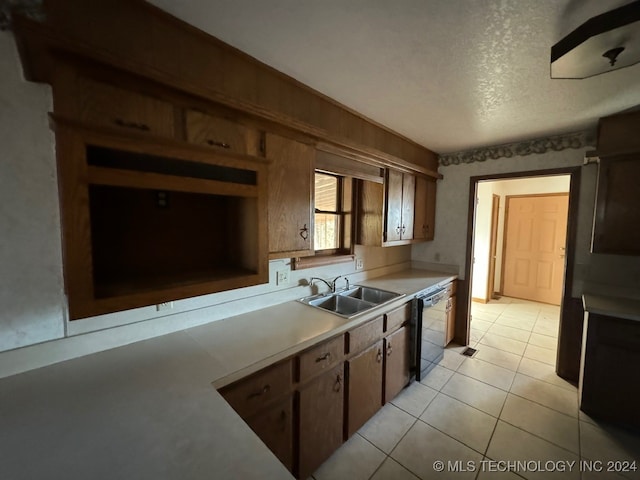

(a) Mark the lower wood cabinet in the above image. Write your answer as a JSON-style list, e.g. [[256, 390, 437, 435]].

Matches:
[[244, 395, 294, 472], [298, 363, 345, 479], [219, 302, 414, 479], [579, 312, 640, 429], [384, 326, 410, 403], [345, 340, 384, 437]]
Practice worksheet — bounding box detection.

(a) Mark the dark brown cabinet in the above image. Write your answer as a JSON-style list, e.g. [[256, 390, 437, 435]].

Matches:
[[220, 359, 294, 473], [266, 133, 315, 259], [218, 303, 416, 478], [384, 326, 410, 403], [298, 364, 345, 479], [413, 176, 436, 241], [579, 312, 640, 429], [345, 340, 384, 437], [385, 169, 415, 242], [591, 154, 640, 255], [245, 396, 294, 471]]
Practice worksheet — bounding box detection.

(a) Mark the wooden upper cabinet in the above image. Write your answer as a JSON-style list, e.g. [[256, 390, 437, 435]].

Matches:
[[413, 176, 436, 241], [384, 169, 416, 243], [266, 133, 315, 258], [185, 110, 262, 156], [384, 169, 404, 242], [592, 154, 640, 255], [60, 75, 176, 138]]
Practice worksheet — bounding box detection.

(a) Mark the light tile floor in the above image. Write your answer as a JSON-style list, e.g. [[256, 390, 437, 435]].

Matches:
[[311, 297, 640, 480]]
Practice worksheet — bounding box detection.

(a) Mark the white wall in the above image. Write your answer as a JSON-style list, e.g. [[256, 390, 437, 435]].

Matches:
[[412, 147, 597, 300], [0, 32, 66, 351], [0, 34, 412, 378]]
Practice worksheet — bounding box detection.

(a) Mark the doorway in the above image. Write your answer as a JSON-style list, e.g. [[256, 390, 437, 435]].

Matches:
[[461, 168, 581, 379]]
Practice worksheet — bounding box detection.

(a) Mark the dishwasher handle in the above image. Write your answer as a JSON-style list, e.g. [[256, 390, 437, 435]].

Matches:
[[419, 288, 447, 307]]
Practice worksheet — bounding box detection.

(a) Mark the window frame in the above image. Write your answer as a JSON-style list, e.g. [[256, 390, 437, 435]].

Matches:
[[293, 170, 355, 270]]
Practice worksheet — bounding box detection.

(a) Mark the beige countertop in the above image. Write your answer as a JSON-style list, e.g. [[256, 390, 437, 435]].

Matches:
[[0, 268, 455, 480], [582, 293, 640, 322]]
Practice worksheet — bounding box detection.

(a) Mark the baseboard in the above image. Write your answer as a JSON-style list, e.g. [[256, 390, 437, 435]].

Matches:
[[472, 297, 488, 304]]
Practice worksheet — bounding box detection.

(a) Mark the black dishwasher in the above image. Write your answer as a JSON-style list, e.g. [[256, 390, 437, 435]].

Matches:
[[410, 285, 449, 382]]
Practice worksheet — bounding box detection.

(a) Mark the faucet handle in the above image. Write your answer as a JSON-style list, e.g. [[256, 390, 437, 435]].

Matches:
[[332, 275, 349, 291]]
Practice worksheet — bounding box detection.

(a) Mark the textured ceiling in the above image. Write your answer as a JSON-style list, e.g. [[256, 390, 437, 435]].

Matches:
[[148, 0, 640, 153]]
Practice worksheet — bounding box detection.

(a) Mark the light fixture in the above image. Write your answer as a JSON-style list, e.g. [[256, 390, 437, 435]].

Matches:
[[551, 0, 640, 79]]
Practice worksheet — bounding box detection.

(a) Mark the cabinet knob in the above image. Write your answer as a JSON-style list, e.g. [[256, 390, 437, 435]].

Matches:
[[396, 226, 401, 234], [387, 342, 393, 356], [376, 349, 382, 363], [401, 225, 406, 234], [299, 224, 309, 241]]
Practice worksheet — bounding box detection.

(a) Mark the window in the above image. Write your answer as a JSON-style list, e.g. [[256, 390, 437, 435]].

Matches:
[[314, 171, 352, 255]]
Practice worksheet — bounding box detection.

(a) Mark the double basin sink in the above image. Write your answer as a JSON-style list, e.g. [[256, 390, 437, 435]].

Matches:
[[299, 286, 405, 319]]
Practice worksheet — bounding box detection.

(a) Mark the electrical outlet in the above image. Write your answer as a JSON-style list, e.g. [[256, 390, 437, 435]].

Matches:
[[156, 301, 173, 312], [276, 269, 290, 286], [355, 258, 364, 270]]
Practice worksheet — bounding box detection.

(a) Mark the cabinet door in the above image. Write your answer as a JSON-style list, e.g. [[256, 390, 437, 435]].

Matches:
[[72, 76, 175, 137], [414, 176, 436, 241], [445, 295, 456, 346], [592, 154, 640, 255], [400, 174, 415, 239], [298, 364, 344, 479], [384, 326, 410, 403], [346, 340, 384, 437], [384, 169, 404, 242], [266, 133, 315, 258], [245, 396, 294, 472], [185, 110, 261, 156]]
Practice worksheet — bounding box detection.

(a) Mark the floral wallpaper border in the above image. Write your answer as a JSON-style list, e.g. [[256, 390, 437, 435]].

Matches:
[[439, 130, 595, 166]]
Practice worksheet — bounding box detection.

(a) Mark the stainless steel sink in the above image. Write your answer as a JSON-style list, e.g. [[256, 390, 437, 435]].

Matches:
[[338, 286, 400, 304], [299, 285, 404, 319]]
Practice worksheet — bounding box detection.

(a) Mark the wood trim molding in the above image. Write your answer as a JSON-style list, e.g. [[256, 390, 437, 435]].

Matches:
[[293, 254, 355, 270], [439, 130, 595, 166]]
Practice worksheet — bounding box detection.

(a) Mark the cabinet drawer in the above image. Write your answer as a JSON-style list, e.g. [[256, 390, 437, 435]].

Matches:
[[186, 110, 261, 156], [74, 77, 175, 137], [347, 316, 383, 355], [297, 335, 345, 382], [220, 359, 292, 418], [384, 302, 411, 333]]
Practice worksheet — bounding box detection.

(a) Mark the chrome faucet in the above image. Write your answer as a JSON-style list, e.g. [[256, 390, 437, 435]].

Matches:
[[310, 276, 350, 293]]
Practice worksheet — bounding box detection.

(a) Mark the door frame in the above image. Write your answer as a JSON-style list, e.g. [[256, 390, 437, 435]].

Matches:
[[500, 192, 570, 302], [486, 194, 500, 301], [459, 167, 581, 377]]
